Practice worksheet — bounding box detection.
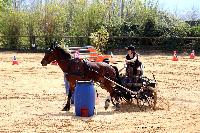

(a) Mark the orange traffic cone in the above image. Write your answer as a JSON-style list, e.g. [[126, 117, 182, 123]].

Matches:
[[190, 50, 195, 59], [51, 60, 58, 65], [12, 56, 19, 65], [172, 51, 178, 61]]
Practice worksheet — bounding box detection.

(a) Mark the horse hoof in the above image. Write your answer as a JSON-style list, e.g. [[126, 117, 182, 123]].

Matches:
[[104, 100, 110, 110], [104, 106, 108, 110], [61, 107, 67, 111], [62, 106, 70, 111], [115, 108, 120, 111]]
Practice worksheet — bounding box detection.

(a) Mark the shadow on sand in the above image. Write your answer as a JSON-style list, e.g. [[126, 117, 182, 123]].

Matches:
[[46, 101, 167, 121]]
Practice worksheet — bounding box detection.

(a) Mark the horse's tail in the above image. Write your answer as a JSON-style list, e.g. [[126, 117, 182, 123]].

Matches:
[[111, 65, 121, 84]]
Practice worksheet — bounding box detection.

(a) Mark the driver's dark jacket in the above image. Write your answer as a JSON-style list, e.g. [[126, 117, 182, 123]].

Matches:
[[126, 53, 141, 74]]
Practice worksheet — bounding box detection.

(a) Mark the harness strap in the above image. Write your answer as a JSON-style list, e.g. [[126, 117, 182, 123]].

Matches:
[[86, 66, 140, 95], [64, 58, 139, 96]]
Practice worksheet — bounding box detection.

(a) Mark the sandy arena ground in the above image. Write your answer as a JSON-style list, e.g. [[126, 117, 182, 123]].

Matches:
[[0, 51, 200, 133]]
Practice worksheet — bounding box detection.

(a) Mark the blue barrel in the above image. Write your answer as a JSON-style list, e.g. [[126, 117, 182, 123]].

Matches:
[[74, 81, 95, 117]]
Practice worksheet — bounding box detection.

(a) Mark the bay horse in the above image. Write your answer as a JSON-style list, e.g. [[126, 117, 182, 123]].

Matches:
[[41, 43, 120, 111]]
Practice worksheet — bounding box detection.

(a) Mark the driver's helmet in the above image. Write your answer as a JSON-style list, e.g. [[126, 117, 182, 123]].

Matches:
[[126, 45, 135, 51]]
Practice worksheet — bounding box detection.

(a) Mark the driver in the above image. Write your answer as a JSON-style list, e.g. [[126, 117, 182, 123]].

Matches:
[[125, 45, 142, 83]]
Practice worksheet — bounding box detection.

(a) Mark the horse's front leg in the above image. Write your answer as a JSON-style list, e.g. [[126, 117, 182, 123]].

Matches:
[[113, 93, 121, 111], [105, 92, 120, 110], [103, 86, 120, 111], [62, 89, 72, 111]]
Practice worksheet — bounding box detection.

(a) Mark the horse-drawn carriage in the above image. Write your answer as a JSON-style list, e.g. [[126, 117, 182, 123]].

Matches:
[[41, 43, 157, 111], [110, 66, 157, 110]]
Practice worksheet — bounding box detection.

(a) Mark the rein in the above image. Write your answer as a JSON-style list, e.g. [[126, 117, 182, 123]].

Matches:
[[90, 68, 140, 95], [56, 53, 139, 95], [81, 60, 141, 95]]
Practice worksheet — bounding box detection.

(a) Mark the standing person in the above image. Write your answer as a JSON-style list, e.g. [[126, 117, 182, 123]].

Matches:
[[125, 45, 142, 83], [74, 50, 80, 59], [64, 72, 69, 95], [63, 50, 79, 104], [64, 73, 74, 104]]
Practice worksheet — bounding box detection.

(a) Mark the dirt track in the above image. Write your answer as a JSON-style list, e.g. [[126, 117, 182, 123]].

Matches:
[[0, 52, 200, 132]]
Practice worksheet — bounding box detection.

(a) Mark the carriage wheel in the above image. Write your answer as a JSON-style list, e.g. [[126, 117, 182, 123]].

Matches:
[[142, 87, 157, 110], [111, 93, 133, 105], [111, 96, 122, 106], [136, 87, 157, 110], [122, 97, 133, 104], [111, 96, 117, 106], [111, 96, 133, 105], [147, 87, 157, 110], [136, 96, 145, 109]]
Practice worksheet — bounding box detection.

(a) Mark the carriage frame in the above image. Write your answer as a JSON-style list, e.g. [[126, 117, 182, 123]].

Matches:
[[111, 69, 157, 110]]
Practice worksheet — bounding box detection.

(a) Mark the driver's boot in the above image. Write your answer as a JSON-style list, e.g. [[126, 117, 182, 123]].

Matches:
[[128, 67, 134, 83]]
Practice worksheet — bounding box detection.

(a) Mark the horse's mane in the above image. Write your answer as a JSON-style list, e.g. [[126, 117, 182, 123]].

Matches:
[[55, 46, 72, 59]]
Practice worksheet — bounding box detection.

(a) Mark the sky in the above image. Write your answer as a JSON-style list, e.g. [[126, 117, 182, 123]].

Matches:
[[158, 0, 200, 19]]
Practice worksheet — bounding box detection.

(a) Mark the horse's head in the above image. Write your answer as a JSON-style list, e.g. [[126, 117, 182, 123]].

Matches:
[[41, 41, 72, 66], [41, 42, 57, 66]]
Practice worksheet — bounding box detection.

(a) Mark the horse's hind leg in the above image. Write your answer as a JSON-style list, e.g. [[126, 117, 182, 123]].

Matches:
[[62, 89, 72, 111], [111, 92, 121, 111], [104, 92, 120, 111], [104, 96, 111, 110]]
